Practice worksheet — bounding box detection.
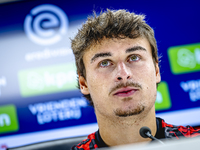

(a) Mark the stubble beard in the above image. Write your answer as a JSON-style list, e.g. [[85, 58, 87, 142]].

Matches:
[[114, 103, 145, 117], [109, 82, 145, 117]]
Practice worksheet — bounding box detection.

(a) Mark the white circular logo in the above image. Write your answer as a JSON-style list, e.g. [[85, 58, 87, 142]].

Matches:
[[24, 4, 68, 45]]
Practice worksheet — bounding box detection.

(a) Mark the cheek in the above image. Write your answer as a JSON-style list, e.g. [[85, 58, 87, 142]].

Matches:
[[141, 62, 157, 80], [86, 71, 108, 96], [136, 63, 157, 94], [143, 66, 158, 103], [87, 76, 109, 108], [131, 64, 155, 83]]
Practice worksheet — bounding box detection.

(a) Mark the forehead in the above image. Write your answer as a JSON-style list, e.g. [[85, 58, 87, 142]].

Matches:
[[85, 37, 151, 56]]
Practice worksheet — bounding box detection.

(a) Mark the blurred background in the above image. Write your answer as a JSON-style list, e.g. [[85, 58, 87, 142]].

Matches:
[[0, 0, 200, 149]]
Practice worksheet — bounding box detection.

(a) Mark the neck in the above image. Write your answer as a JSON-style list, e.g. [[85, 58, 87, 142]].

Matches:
[[96, 107, 157, 147]]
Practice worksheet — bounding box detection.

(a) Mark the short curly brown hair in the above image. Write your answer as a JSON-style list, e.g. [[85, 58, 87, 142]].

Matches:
[[71, 9, 159, 106]]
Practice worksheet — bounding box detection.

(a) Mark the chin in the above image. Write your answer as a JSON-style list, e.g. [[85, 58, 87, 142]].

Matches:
[[114, 105, 145, 117]]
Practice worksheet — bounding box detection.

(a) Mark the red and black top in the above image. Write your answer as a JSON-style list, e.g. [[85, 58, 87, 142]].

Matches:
[[71, 117, 200, 150]]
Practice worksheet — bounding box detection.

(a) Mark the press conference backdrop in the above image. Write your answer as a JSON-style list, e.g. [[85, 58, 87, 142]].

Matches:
[[0, 0, 200, 149]]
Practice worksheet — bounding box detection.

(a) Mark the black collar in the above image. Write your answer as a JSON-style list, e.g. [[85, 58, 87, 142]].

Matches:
[[95, 130, 108, 148]]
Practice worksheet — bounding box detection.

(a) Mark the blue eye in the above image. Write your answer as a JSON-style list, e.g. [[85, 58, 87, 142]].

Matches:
[[129, 55, 140, 61], [100, 60, 111, 67]]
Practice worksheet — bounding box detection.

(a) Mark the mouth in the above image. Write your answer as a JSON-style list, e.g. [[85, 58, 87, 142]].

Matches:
[[113, 87, 138, 97]]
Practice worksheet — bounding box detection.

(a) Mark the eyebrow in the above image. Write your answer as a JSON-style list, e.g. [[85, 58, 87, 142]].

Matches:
[[90, 46, 147, 63], [126, 46, 147, 53], [91, 52, 112, 63]]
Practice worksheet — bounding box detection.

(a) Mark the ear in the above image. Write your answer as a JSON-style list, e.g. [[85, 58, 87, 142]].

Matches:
[[155, 62, 161, 84], [79, 74, 90, 95]]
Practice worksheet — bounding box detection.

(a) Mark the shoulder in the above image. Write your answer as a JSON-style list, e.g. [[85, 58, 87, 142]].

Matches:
[[71, 132, 98, 150], [159, 118, 200, 138]]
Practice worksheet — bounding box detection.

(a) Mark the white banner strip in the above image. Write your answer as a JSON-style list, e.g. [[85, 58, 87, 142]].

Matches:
[[156, 107, 200, 126], [0, 123, 98, 148]]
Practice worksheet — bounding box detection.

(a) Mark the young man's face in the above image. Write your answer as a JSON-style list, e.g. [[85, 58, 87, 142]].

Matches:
[[79, 37, 161, 118]]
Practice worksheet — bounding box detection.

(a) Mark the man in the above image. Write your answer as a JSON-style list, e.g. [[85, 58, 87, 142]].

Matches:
[[71, 9, 200, 150]]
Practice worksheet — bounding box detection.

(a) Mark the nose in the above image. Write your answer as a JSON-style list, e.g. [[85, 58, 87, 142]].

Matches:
[[115, 62, 132, 82]]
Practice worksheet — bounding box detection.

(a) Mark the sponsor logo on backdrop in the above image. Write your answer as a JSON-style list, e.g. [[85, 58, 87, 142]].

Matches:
[[0, 76, 6, 96], [155, 81, 171, 111], [0, 105, 19, 134], [168, 43, 200, 74], [180, 79, 200, 102], [24, 4, 68, 45], [25, 47, 73, 62], [29, 97, 87, 125], [18, 63, 77, 97]]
